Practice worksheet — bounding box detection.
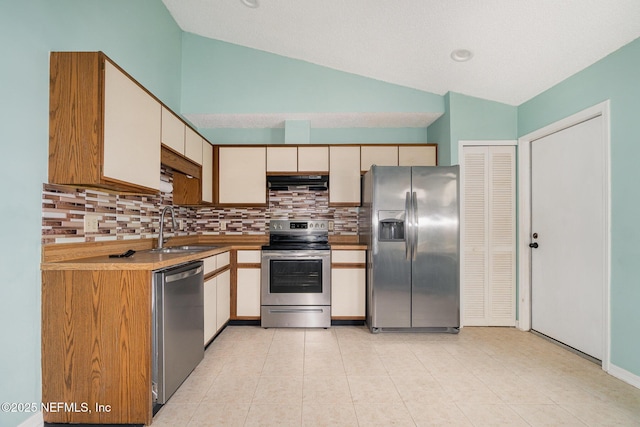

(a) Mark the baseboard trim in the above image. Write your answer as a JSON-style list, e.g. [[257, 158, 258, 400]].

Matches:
[[608, 363, 640, 389], [18, 411, 43, 427]]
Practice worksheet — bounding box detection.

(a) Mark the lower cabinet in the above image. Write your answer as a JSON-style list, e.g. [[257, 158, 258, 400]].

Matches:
[[203, 252, 231, 344], [42, 269, 153, 425], [235, 250, 262, 319], [331, 249, 366, 319]]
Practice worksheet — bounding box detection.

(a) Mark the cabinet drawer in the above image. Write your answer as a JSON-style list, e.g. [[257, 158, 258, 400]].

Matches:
[[203, 255, 217, 275], [237, 250, 261, 264], [217, 251, 230, 268], [332, 250, 366, 264]]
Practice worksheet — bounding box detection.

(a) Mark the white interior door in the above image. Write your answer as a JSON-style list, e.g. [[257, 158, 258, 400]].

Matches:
[[530, 115, 605, 360]]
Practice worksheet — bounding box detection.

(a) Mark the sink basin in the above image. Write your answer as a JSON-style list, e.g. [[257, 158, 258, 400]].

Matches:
[[147, 245, 219, 254]]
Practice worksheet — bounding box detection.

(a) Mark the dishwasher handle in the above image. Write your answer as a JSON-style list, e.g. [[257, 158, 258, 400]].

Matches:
[[165, 265, 203, 283]]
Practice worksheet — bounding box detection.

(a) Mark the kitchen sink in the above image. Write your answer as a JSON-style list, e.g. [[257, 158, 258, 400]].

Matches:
[[147, 245, 219, 254]]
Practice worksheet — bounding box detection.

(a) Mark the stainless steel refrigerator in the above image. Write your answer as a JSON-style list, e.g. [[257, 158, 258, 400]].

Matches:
[[360, 165, 460, 333]]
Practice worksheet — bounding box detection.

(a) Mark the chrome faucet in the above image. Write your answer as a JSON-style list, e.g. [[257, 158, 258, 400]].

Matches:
[[158, 206, 177, 249]]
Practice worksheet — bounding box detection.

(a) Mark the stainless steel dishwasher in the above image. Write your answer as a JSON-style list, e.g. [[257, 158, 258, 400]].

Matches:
[[152, 261, 204, 405]]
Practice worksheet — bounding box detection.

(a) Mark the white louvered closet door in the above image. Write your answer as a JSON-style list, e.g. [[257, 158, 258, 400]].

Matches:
[[462, 145, 516, 326]]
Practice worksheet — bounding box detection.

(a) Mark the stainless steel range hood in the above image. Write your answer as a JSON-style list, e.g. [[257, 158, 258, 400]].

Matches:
[[267, 175, 329, 191]]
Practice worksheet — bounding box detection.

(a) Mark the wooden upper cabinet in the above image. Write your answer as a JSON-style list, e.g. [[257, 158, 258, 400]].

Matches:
[[161, 106, 185, 154], [267, 146, 297, 172], [329, 146, 361, 206], [298, 146, 329, 173], [360, 145, 399, 172], [216, 146, 266, 206], [399, 145, 437, 166], [49, 52, 160, 193]]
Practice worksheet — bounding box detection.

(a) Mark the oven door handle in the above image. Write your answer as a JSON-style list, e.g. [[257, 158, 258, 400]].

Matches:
[[266, 308, 325, 314]]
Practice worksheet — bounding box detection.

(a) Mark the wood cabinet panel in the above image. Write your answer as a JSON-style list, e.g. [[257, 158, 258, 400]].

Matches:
[[49, 52, 160, 193], [41, 270, 152, 425]]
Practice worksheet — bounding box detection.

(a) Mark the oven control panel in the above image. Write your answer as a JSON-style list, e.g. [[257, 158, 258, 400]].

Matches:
[[269, 219, 329, 233]]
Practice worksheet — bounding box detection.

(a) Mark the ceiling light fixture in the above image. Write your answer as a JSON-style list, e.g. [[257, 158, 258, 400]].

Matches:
[[450, 49, 473, 62], [241, 0, 259, 8]]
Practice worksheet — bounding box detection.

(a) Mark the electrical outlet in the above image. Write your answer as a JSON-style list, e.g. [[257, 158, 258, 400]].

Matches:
[[84, 214, 99, 233], [220, 220, 227, 231], [328, 221, 334, 231]]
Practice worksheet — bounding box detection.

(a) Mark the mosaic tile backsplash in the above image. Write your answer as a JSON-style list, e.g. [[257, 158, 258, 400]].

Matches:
[[42, 170, 359, 244]]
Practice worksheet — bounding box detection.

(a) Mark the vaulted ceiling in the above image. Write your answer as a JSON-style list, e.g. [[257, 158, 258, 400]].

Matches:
[[162, 0, 640, 107]]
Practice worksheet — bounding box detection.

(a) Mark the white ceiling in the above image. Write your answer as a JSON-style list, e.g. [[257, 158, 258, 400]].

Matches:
[[162, 0, 640, 114]]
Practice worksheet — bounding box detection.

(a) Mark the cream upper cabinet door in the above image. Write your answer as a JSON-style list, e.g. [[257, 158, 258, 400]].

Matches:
[[298, 146, 329, 172], [103, 61, 160, 191], [267, 146, 297, 172], [202, 142, 213, 203], [218, 147, 266, 205], [161, 106, 185, 154], [185, 127, 203, 165], [398, 145, 437, 166], [329, 146, 361, 205], [360, 146, 398, 172]]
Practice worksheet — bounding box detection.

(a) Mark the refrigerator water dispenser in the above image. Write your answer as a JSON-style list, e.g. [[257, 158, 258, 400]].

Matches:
[[378, 211, 405, 241]]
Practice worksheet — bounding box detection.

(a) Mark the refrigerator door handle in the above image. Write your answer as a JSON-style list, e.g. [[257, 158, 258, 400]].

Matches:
[[405, 191, 412, 260], [412, 191, 418, 261]]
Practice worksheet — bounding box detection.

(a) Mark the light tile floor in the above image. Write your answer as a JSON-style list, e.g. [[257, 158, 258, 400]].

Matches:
[[153, 326, 640, 426]]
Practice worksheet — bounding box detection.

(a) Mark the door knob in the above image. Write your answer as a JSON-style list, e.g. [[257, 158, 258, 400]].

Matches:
[[529, 242, 539, 248]]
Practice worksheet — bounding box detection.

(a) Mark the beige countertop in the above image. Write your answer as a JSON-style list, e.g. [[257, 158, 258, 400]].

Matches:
[[41, 240, 367, 271]]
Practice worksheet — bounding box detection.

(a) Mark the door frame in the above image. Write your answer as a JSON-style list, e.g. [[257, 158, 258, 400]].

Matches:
[[458, 139, 517, 328], [517, 101, 611, 370]]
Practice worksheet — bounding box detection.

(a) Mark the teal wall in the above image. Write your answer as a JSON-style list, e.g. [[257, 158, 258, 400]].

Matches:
[[428, 92, 518, 166], [1, 2, 638, 425], [427, 93, 452, 164], [519, 37, 640, 376], [181, 33, 442, 144], [0, 2, 182, 426]]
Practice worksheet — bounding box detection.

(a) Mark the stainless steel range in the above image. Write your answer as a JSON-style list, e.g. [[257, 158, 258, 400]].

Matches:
[[261, 219, 331, 328]]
